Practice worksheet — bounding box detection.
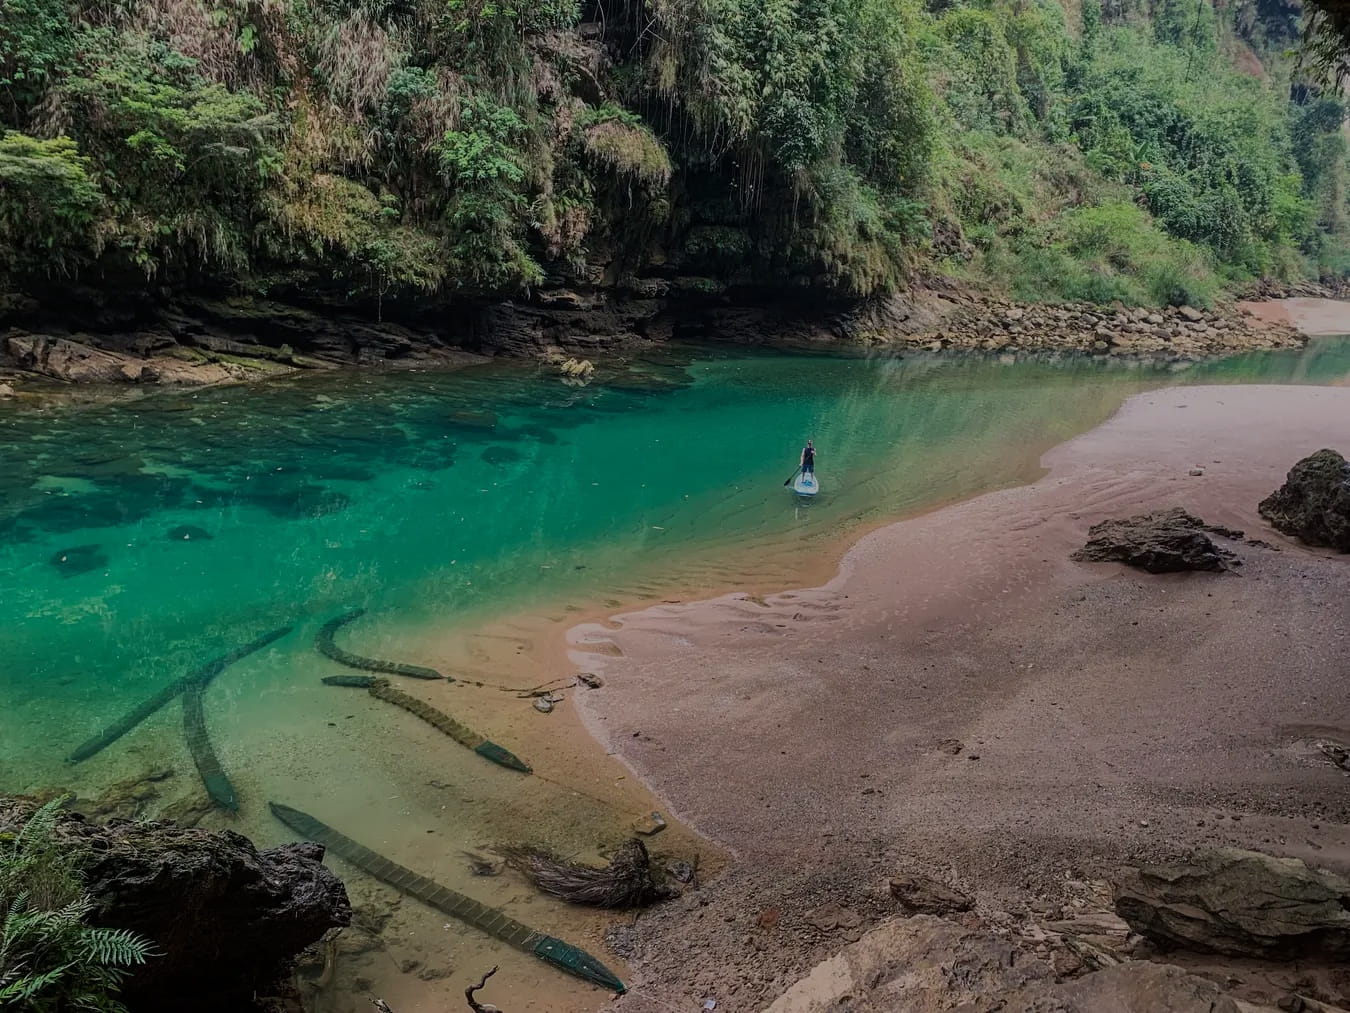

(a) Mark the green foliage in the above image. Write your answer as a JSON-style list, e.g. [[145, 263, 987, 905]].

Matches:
[[578, 105, 672, 187], [928, 7, 1029, 133], [57, 30, 279, 274], [637, 0, 935, 293], [0, 0, 74, 110], [0, 0, 1346, 306], [0, 132, 102, 276], [437, 96, 540, 287], [938, 0, 1348, 303], [262, 174, 447, 294], [0, 799, 154, 1013], [992, 200, 1224, 306]]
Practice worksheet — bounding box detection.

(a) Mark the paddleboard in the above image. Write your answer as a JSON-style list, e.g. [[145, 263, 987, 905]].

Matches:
[[792, 472, 820, 496]]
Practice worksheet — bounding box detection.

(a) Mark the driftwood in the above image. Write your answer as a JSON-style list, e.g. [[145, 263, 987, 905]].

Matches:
[[501, 839, 677, 909], [467, 966, 502, 1012]]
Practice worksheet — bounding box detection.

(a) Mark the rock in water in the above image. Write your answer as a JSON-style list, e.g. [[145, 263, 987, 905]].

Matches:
[[1112, 848, 1350, 959], [1258, 449, 1350, 552], [481, 445, 522, 466], [0, 798, 351, 1011], [1071, 508, 1238, 572], [50, 543, 109, 576], [167, 525, 213, 541]]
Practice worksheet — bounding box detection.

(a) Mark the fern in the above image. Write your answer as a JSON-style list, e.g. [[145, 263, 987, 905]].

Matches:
[[0, 800, 155, 1013]]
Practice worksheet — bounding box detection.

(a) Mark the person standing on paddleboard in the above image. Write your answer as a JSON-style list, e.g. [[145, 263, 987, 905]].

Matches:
[[800, 439, 816, 476]]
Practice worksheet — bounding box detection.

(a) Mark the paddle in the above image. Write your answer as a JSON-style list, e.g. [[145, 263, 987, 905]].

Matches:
[[783, 466, 801, 487]]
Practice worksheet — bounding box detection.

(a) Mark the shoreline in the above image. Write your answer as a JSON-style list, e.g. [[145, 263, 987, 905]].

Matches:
[[564, 383, 1350, 1010], [6, 331, 1348, 1010], [1, 292, 1327, 399]]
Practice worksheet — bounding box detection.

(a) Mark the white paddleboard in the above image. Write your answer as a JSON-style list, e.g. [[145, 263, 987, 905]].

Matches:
[[792, 472, 820, 496]]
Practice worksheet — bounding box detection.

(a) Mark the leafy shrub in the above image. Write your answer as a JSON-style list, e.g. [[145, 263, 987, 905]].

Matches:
[[0, 0, 74, 110], [998, 201, 1222, 306], [0, 132, 102, 276], [437, 96, 541, 287]]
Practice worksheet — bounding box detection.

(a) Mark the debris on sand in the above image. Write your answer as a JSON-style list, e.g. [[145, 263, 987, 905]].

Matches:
[[462, 851, 503, 877], [501, 839, 678, 909], [888, 873, 974, 916], [806, 902, 863, 933], [1071, 508, 1240, 573], [466, 966, 502, 1012], [632, 811, 667, 836]]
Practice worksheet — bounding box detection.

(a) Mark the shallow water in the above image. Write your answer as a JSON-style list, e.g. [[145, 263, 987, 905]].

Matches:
[[2, 338, 1349, 1010]]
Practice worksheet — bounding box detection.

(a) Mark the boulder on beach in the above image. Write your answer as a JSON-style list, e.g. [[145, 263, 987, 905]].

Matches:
[[1112, 848, 1350, 960], [1071, 508, 1239, 573], [764, 913, 1267, 1013], [1258, 449, 1350, 552]]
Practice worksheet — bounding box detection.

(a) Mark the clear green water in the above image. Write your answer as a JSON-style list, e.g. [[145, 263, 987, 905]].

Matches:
[[3, 340, 1350, 784], [1, 339, 1349, 1007]]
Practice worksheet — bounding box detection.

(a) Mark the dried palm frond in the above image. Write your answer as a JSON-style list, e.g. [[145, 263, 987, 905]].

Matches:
[[500, 839, 677, 909]]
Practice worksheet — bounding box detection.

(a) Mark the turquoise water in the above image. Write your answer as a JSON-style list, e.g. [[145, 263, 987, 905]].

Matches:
[[3, 340, 1350, 779], [2, 339, 1349, 1009]]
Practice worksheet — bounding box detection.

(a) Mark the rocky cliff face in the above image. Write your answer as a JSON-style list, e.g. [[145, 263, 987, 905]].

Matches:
[[0, 798, 351, 1012], [0, 278, 1305, 392]]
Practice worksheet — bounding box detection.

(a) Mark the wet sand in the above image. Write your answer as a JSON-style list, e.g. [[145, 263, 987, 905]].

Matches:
[[570, 385, 1350, 1011], [1240, 296, 1350, 335]]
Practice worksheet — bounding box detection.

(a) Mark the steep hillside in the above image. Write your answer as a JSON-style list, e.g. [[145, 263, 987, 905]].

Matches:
[[0, 0, 1346, 341]]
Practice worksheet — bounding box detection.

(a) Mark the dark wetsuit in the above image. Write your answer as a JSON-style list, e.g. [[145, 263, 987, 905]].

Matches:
[[802, 445, 815, 475]]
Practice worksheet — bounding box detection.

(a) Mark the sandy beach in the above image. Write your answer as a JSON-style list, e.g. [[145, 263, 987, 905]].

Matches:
[[570, 384, 1350, 1011], [1240, 296, 1350, 336]]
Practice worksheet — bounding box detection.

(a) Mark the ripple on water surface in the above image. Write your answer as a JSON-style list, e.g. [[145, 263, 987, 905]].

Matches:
[[2, 339, 1349, 1009]]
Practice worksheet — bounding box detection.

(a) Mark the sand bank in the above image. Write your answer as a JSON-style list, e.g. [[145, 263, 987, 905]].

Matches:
[[570, 385, 1350, 1011], [1240, 296, 1350, 335]]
